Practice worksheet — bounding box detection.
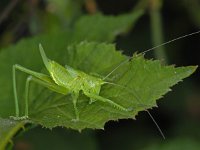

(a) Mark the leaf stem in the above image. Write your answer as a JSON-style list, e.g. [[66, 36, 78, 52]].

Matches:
[[149, 0, 168, 63], [0, 119, 25, 150]]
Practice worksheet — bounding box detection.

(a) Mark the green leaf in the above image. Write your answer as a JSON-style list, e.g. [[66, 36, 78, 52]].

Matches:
[[0, 12, 143, 147], [0, 118, 25, 150], [1, 40, 195, 130], [73, 11, 143, 42], [0, 40, 197, 147], [27, 42, 196, 130], [0, 41, 197, 130], [0, 11, 142, 117]]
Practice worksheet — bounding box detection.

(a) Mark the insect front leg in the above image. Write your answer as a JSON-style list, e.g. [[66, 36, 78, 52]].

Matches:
[[71, 92, 80, 122]]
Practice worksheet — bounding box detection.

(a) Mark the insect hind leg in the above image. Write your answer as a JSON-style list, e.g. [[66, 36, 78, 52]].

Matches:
[[11, 75, 32, 120], [12, 64, 46, 119], [11, 64, 68, 120], [84, 92, 133, 112]]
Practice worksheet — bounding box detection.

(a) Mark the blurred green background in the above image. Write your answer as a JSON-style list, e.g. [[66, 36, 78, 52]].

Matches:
[[0, 0, 200, 150]]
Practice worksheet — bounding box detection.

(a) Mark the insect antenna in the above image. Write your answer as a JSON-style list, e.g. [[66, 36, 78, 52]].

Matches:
[[141, 30, 200, 55], [103, 59, 130, 80], [103, 30, 200, 80], [104, 81, 165, 139]]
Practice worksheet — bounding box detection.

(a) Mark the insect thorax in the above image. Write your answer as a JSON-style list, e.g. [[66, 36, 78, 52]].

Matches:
[[81, 75, 104, 95]]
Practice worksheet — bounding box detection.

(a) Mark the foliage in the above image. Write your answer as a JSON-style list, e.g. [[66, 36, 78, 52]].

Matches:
[[0, 1, 199, 150], [0, 34, 197, 148], [0, 11, 145, 149]]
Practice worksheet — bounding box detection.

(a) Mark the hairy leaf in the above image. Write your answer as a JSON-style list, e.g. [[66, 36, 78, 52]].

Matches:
[[28, 42, 196, 130], [0, 41, 197, 146], [0, 11, 143, 147]]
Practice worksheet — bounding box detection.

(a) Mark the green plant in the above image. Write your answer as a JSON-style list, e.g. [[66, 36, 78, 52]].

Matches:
[[0, 5, 198, 150]]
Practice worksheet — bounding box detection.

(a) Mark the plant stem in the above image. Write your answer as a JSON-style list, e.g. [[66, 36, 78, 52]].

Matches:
[[149, 0, 168, 63]]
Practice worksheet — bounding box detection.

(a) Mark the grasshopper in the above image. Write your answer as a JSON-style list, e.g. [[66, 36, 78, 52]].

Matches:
[[12, 44, 132, 122]]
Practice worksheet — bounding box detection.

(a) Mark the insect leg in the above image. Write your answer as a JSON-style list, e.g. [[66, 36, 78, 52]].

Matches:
[[13, 65, 19, 117], [24, 76, 32, 118], [25, 76, 69, 117], [84, 92, 132, 112], [71, 92, 80, 122], [12, 75, 40, 120], [12, 64, 68, 120], [13, 64, 48, 118], [15, 75, 42, 120]]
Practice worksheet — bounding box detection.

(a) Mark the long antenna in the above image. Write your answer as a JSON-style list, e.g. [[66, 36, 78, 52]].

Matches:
[[104, 30, 200, 80], [146, 110, 165, 139], [105, 81, 165, 139], [141, 30, 200, 55]]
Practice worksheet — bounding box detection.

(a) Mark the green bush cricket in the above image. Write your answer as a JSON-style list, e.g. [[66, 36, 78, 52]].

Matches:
[[12, 44, 132, 122]]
